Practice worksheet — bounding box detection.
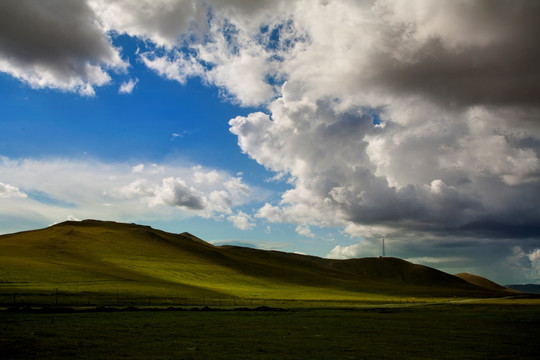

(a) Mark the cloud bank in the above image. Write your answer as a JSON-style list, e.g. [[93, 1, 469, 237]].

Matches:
[[0, 156, 256, 233], [220, 1, 540, 250]]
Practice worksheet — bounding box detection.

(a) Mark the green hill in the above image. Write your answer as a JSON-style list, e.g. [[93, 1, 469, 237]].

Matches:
[[0, 220, 512, 301], [455, 273, 514, 292]]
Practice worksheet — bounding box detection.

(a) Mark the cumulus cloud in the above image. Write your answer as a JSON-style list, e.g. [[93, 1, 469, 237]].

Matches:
[[136, 19, 278, 105], [3, 0, 540, 283], [150, 177, 206, 210], [5, 0, 540, 105], [193, 168, 221, 185], [113, 166, 256, 217], [501, 246, 540, 284], [88, 0, 205, 48], [223, 1, 540, 243], [139, 50, 204, 84], [0, 0, 127, 95], [328, 243, 369, 260], [295, 225, 315, 238], [227, 210, 255, 230], [0, 156, 256, 231], [94, 0, 299, 106], [530, 248, 540, 263]]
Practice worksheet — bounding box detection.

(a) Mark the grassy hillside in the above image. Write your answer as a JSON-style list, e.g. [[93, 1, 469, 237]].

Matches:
[[0, 220, 512, 301], [455, 273, 515, 292]]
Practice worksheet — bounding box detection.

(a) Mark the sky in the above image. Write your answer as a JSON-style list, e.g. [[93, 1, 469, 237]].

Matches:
[[1, 0, 540, 285]]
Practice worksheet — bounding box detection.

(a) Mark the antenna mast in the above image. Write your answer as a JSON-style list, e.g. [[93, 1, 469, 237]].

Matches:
[[382, 238, 386, 257]]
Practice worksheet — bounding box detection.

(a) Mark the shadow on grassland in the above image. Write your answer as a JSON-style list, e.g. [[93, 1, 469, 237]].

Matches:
[[1, 301, 540, 360]]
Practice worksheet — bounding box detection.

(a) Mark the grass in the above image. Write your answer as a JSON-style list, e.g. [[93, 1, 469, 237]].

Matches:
[[1, 301, 540, 359], [0, 220, 513, 302], [2, 220, 538, 359]]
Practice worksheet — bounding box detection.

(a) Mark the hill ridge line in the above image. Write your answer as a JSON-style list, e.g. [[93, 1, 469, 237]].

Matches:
[[0, 219, 514, 300]]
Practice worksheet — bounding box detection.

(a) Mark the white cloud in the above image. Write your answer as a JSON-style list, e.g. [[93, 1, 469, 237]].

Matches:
[[114, 169, 256, 217], [0, 182, 27, 199], [88, 0, 205, 48], [502, 246, 540, 284], [96, 0, 297, 106], [115, 178, 155, 199], [118, 78, 139, 94], [529, 249, 540, 263], [193, 169, 222, 185], [255, 203, 287, 223], [140, 51, 204, 84], [0, 156, 257, 232], [227, 210, 255, 230], [295, 225, 315, 238], [327, 243, 366, 260], [197, 37, 276, 106], [406, 256, 470, 265]]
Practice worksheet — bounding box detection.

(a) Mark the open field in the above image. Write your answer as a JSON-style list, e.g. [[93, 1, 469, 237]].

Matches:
[[1, 301, 540, 359], [3, 220, 537, 359], [0, 289, 491, 308]]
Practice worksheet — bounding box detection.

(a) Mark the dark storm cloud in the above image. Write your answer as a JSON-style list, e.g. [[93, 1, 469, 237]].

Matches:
[[370, 0, 540, 107], [0, 1, 112, 64], [0, 0, 124, 93], [460, 221, 540, 240]]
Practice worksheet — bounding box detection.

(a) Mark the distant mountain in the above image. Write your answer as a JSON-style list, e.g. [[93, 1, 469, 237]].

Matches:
[[0, 219, 514, 300], [505, 284, 540, 294]]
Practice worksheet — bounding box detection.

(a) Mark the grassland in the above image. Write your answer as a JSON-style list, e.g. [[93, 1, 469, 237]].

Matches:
[[0, 220, 514, 304], [2, 301, 540, 359], [1, 220, 538, 359]]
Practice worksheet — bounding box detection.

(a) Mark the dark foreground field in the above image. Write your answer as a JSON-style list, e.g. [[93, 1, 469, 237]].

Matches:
[[2, 302, 540, 359]]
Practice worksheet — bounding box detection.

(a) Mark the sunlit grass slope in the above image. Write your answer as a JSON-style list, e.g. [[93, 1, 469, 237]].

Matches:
[[0, 220, 512, 300]]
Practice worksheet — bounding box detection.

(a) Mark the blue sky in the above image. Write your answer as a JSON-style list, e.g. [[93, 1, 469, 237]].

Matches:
[[1, 42, 242, 164], [1, 0, 540, 285], [0, 24, 338, 257], [0, 63, 327, 252]]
